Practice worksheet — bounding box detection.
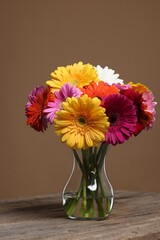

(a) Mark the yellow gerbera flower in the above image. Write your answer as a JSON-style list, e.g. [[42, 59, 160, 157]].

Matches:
[[54, 95, 109, 149], [46, 62, 99, 92], [129, 82, 149, 93]]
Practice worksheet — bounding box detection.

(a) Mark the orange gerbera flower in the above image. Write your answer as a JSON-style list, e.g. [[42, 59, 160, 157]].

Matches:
[[128, 82, 149, 94], [81, 81, 120, 103]]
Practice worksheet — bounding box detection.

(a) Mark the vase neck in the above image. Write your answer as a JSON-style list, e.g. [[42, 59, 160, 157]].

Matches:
[[72, 142, 110, 173]]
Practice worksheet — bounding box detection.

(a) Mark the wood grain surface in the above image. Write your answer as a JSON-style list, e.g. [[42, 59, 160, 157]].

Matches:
[[0, 191, 160, 240]]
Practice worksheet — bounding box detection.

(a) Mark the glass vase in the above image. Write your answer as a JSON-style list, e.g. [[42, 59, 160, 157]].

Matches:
[[62, 142, 114, 220]]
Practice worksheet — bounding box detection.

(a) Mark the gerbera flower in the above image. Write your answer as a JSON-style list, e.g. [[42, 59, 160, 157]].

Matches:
[[25, 86, 51, 132], [81, 81, 120, 104], [44, 83, 82, 123], [141, 91, 157, 129], [103, 94, 137, 145], [46, 61, 99, 92], [54, 83, 82, 101], [54, 95, 110, 149], [128, 82, 149, 94], [124, 88, 157, 135], [113, 83, 131, 93], [96, 65, 123, 85], [123, 88, 144, 135]]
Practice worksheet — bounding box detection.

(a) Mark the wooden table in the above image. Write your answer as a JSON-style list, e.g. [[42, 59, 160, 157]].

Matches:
[[0, 191, 160, 240]]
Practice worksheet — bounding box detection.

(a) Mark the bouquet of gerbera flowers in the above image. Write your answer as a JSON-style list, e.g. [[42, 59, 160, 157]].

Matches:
[[25, 61, 156, 147], [25, 62, 157, 219]]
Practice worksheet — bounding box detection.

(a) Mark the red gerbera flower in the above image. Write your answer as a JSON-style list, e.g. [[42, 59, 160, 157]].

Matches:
[[81, 81, 120, 104], [124, 88, 157, 135], [25, 86, 52, 132]]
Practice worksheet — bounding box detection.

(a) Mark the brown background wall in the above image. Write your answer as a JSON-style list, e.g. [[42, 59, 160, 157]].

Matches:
[[0, 0, 159, 199]]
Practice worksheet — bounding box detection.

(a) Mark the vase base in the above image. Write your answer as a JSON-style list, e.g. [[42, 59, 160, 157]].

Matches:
[[63, 194, 114, 221], [67, 215, 108, 221]]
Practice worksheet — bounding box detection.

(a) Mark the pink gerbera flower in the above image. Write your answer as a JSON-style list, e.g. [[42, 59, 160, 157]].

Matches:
[[113, 83, 131, 93], [141, 91, 157, 129], [44, 83, 82, 123], [25, 86, 51, 132], [103, 94, 137, 145]]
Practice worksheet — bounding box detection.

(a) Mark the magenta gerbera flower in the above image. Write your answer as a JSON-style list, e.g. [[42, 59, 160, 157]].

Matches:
[[44, 83, 82, 123], [25, 86, 51, 132], [103, 94, 137, 145]]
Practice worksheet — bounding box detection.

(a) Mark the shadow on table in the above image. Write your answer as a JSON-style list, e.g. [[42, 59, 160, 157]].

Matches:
[[5, 199, 67, 220]]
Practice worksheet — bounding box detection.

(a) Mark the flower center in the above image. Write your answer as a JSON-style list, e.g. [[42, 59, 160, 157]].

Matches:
[[77, 116, 87, 126], [71, 79, 78, 85], [109, 113, 119, 125]]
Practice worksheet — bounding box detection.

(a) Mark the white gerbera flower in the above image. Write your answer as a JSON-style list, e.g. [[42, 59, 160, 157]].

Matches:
[[96, 65, 123, 85]]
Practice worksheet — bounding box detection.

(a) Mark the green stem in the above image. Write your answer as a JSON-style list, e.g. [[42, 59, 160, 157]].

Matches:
[[96, 143, 110, 198], [97, 170, 107, 198], [96, 142, 109, 170], [82, 174, 87, 214], [93, 147, 98, 166], [95, 197, 106, 218]]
